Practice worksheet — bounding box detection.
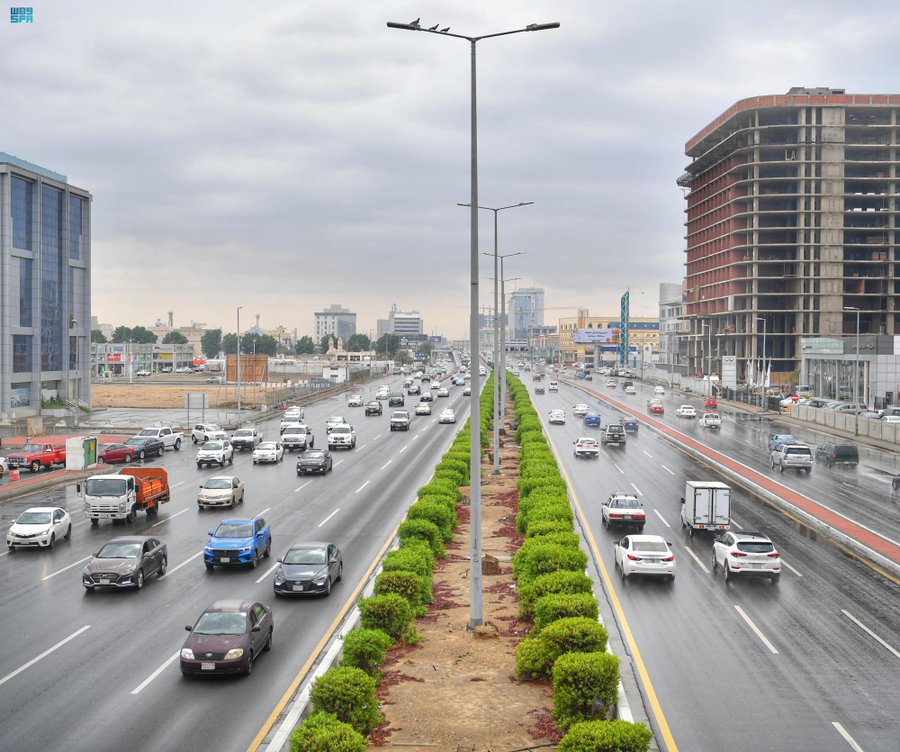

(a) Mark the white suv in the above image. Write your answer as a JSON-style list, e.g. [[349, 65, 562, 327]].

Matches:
[[327, 424, 357, 449], [712, 531, 781, 584], [192, 423, 227, 444], [196, 440, 234, 468]]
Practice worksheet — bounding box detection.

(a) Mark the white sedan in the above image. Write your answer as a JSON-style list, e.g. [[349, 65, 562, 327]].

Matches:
[[675, 405, 697, 418], [614, 534, 676, 581], [439, 408, 457, 424], [346, 394, 364, 407], [572, 403, 590, 417], [7, 506, 72, 551], [623, 384, 637, 395], [573, 437, 600, 458], [653, 385, 666, 395], [548, 409, 566, 424], [252, 441, 285, 464], [415, 402, 432, 416]]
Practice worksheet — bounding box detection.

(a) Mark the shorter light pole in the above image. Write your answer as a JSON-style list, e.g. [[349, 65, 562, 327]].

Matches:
[[844, 306, 861, 436], [755, 316, 767, 409], [701, 322, 711, 395], [500, 269, 523, 427], [236, 307, 243, 414]]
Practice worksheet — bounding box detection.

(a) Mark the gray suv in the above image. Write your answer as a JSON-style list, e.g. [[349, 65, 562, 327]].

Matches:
[[771, 444, 813, 473]]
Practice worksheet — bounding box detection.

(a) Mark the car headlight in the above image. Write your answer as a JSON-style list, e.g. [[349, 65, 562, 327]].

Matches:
[[239, 545, 253, 553], [224, 648, 244, 660], [204, 547, 213, 553], [181, 648, 195, 660]]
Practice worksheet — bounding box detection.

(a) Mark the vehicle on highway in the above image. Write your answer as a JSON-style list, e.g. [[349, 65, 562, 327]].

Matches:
[[124, 435, 164, 459], [415, 402, 432, 416], [653, 385, 665, 395], [680, 480, 731, 536], [206, 375, 224, 384], [390, 409, 411, 431], [882, 415, 900, 424], [407, 382, 422, 395], [7, 506, 71, 551], [623, 384, 637, 395], [328, 424, 357, 449], [535, 385, 545, 395], [583, 411, 602, 427], [829, 401, 869, 414], [325, 416, 347, 433], [621, 416, 639, 433], [698, 412, 722, 429], [420, 391, 434, 403], [437, 387, 450, 398], [231, 427, 262, 451], [346, 394, 364, 407], [814, 441, 859, 467], [97, 442, 136, 464], [283, 406, 304, 422], [711, 531, 781, 584], [282, 424, 314, 452], [135, 426, 183, 451], [252, 441, 285, 464], [364, 400, 383, 416], [82, 535, 167, 591], [6, 442, 67, 472], [439, 408, 457, 424], [273, 541, 343, 597], [135, 369, 151, 377], [180, 600, 273, 676], [675, 404, 697, 418], [613, 535, 675, 581], [601, 493, 646, 530], [768, 433, 797, 451], [573, 437, 600, 458], [376, 386, 391, 400], [296, 448, 333, 475], [572, 403, 589, 417], [771, 444, 814, 473], [197, 475, 245, 509], [600, 423, 626, 447], [548, 409, 566, 425], [204, 516, 271, 569], [453, 377, 465, 386], [84, 467, 171, 524], [196, 440, 234, 468], [548, 381, 559, 392], [192, 423, 227, 444], [389, 391, 405, 407], [647, 400, 664, 415], [605, 379, 616, 388], [462, 385, 472, 396], [705, 396, 718, 409]]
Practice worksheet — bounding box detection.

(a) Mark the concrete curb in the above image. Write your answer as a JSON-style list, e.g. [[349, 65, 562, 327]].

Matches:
[[0, 467, 109, 505]]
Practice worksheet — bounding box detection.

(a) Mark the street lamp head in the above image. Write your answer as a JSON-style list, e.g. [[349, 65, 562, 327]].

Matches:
[[526, 22, 561, 31], [387, 21, 419, 31]]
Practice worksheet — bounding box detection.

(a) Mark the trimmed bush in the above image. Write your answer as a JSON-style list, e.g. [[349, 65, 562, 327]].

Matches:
[[558, 719, 654, 752], [407, 500, 456, 541], [515, 617, 607, 679], [526, 519, 575, 538], [533, 592, 599, 632], [340, 627, 394, 676], [552, 652, 620, 728], [290, 711, 367, 752], [419, 478, 462, 500], [519, 570, 594, 619], [513, 634, 547, 680], [512, 541, 586, 586], [437, 457, 468, 483], [520, 530, 579, 550], [309, 667, 383, 735], [358, 593, 415, 642], [517, 501, 574, 534], [384, 542, 434, 579], [374, 569, 426, 610], [398, 518, 445, 557]]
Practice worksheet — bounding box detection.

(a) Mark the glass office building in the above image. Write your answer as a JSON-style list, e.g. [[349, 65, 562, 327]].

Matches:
[[1, 152, 91, 419]]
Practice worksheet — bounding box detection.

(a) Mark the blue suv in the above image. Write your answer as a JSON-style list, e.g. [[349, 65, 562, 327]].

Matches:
[[204, 516, 272, 570], [583, 411, 602, 428]]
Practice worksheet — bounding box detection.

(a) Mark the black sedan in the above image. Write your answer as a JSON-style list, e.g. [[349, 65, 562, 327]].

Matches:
[[83, 536, 167, 591], [296, 448, 333, 475], [364, 401, 383, 416], [273, 541, 342, 597], [180, 600, 273, 676], [124, 435, 164, 459]]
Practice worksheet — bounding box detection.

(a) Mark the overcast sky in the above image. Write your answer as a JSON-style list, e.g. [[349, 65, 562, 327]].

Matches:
[[4, 0, 900, 340]]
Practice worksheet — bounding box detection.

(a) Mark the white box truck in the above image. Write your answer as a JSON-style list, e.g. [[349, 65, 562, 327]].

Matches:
[[680, 480, 731, 536]]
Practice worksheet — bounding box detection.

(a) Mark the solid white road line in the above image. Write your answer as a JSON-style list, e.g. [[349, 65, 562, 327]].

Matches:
[[355, 481, 370, 494], [631, 483, 643, 496], [152, 508, 187, 527], [653, 509, 670, 528], [0, 625, 91, 688], [294, 480, 313, 493], [841, 609, 900, 658], [256, 562, 280, 584], [682, 546, 709, 574], [780, 559, 803, 577], [381, 460, 392, 470], [734, 605, 779, 654], [399, 444, 409, 454], [318, 509, 340, 528], [160, 550, 203, 579], [130, 651, 180, 695], [661, 464, 675, 476], [41, 556, 91, 581], [832, 722, 865, 752]]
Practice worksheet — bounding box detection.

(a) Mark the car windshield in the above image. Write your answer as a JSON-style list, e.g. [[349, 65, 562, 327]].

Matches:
[[85, 478, 128, 497], [632, 540, 668, 553], [193, 611, 247, 635], [137, 429, 157, 437], [214, 523, 252, 538], [332, 427, 350, 434], [233, 430, 252, 437], [202, 442, 224, 450], [16, 511, 52, 524], [303, 451, 324, 460], [283, 547, 327, 565], [737, 541, 774, 553], [327, 417, 343, 423], [203, 478, 233, 489], [611, 498, 640, 509], [97, 541, 141, 558], [257, 442, 278, 450], [125, 438, 148, 446], [18, 444, 46, 452]]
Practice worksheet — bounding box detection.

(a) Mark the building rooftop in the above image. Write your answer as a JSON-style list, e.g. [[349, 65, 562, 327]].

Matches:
[[0, 151, 67, 182]]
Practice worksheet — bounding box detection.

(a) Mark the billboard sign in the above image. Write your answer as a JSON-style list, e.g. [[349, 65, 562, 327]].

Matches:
[[573, 328, 618, 344]]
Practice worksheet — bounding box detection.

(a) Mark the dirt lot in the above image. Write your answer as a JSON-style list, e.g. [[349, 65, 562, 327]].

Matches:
[[369, 420, 561, 750], [91, 382, 275, 409]]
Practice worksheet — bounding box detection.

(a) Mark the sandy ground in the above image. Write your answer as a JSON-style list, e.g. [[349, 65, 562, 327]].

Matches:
[[91, 382, 276, 409]]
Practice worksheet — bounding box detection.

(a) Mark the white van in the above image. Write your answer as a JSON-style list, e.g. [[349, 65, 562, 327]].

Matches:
[[548, 380, 559, 392]]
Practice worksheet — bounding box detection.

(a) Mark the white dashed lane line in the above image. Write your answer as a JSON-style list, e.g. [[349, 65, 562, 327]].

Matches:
[[355, 481, 370, 494], [734, 605, 779, 654], [653, 509, 670, 528], [152, 508, 187, 527], [841, 609, 900, 658], [399, 444, 409, 454], [130, 651, 179, 695], [41, 556, 91, 582], [681, 546, 710, 574], [631, 483, 642, 496], [381, 460, 392, 470], [294, 480, 312, 493], [159, 550, 203, 579], [318, 509, 340, 528], [832, 721, 866, 752], [0, 625, 91, 688]]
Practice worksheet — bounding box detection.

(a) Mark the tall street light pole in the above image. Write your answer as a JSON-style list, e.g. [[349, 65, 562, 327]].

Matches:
[[461, 201, 533, 476], [500, 271, 522, 439], [701, 322, 710, 396], [844, 306, 861, 436], [236, 307, 243, 415], [388, 18, 558, 630], [755, 316, 766, 409]]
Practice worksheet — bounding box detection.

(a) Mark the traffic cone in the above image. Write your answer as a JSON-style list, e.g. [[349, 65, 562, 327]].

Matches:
[[9, 466, 20, 482]]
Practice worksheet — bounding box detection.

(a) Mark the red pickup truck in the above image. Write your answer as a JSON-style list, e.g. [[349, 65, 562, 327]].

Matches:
[[7, 443, 67, 473]]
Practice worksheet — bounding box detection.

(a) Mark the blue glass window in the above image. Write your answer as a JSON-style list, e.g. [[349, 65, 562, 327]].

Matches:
[[69, 195, 83, 259], [41, 185, 64, 371], [19, 257, 33, 327], [13, 335, 32, 373], [12, 176, 33, 250]]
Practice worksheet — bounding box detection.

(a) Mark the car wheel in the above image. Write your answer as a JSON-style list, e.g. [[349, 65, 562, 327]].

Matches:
[[138, 449, 146, 460], [244, 651, 254, 675], [124, 454, 132, 463], [65, 524, 72, 540], [264, 541, 271, 559], [159, 557, 167, 577], [83, 584, 93, 592], [197, 463, 202, 469], [337, 563, 343, 582], [48, 533, 56, 549], [711, 552, 717, 572], [192, 435, 198, 444], [324, 577, 332, 596], [251, 550, 258, 569], [778, 464, 784, 473], [228, 455, 234, 465], [205, 562, 214, 570], [135, 569, 144, 590], [157, 447, 164, 458], [240, 493, 244, 504], [723, 564, 731, 582], [30, 460, 40, 473], [264, 628, 273, 652], [770, 458, 775, 469], [222, 459, 227, 467], [174, 438, 181, 451], [90, 519, 99, 527], [770, 574, 780, 584], [231, 495, 236, 509]]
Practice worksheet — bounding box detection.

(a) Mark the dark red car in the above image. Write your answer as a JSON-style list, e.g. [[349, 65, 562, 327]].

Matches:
[[648, 401, 665, 415], [98, 443, 136, 464], [705, 397, 718, 409], [180, 600, 273, 676]]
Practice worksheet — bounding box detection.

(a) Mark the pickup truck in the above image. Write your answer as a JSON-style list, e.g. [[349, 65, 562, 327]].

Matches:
[[135, 427, 183, 451], [771, 444, 813, 473], [82, 467, 170, 525], [231, 427, 262, 451], [7, 443, 67, 472], [698, 412, 722, 429]]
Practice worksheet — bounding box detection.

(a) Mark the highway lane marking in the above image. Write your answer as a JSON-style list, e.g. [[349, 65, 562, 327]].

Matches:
[[642, 449, 653, 458], [734, 605, 779, 654], [355, 481, 370, 494], [399, 444, 409, 454], [258, 507, 271, 516], [152, 508, 187, 527], [413, 433, 421, 440], [631, 483, 643, 496], [780, 559, 803, 577], [255, 562, 280, 584], [373, 434, 382, 440], [832, 722, 866, 751], [0, 625, 91, 688], [334, 459, 345, 466], [317, 509, 340, 527], [381, 460, 393, 470], [610, 461, 624, 474], [682, 546, 709, 574], [661, 464, 675, 476], [653, 509, 670, 528], [41, 556, 91, 581], [130, 650, 180, 695], [294, 481, 313, 493], [357, 444, 366, 451], [160, 550, 203, 579], [841, 609, 900, 658], [731, 519, 744, 529], [170, 481, 186, 489]]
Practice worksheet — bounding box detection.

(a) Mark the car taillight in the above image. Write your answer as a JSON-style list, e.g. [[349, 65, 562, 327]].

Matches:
[[767, 551, 780, 558], [662, 555, 674, 562], [633, 512, 646, 518], [730, 550, 748, 557], [626, 554, 642, 561]]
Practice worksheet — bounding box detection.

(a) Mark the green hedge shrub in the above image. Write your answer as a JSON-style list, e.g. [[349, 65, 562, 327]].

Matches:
[[340, 628, 394, 676], [419, 478, 462, 500], [519, 570, 594, 619], [513, 541, 586, 583], [533, 592, 599, 632], [384, 542, 434, 579], [374, 569, 426, 611], [518, 474, 566, 498], [526, 519, 575, 538], [398, 518, 444, 557], [407, 500, 456, 541], [517, 501, 574, 534], [290, 712, 367, 752], [309, 667, 383, 735], [552, 652, 620, 729], [514, 617, 608, 679], [358, 593, 415, 642], [558, 719, 654, 752]]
